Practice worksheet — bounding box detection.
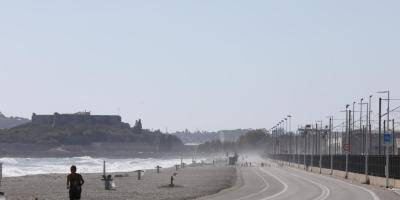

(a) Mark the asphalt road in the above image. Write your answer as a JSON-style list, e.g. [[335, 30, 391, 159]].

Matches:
[[199, 158, 399, 200]]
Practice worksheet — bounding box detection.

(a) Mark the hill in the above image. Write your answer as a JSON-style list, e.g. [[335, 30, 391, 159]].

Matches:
[[0, 112, 30, 129], [0, 120, 184, 157]]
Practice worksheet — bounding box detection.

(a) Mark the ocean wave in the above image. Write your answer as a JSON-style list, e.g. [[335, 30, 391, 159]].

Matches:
[[0, 157, 199, 177]]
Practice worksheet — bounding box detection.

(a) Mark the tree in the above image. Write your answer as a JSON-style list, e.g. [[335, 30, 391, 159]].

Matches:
[[133, 119, 143, 134], [238, 129, 269, 149]]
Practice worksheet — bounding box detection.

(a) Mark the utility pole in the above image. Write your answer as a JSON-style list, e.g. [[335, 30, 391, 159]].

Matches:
[[304, 128, 307, 170], [288, 115, 292, 163], [272, 127, 275, 155], [311, 125, 314, 172], [317, 123, 322, 174], [360, 98, 364, 155], [393, 119, 396, 155], [368, 95, 372, 154], [329, 117, 333, 175], [352, 102, 356, 154], [377, 90, 390, 188], [379, 98, 382, 155], [285, 118, 288, 154], [345, 104, 350, 179]]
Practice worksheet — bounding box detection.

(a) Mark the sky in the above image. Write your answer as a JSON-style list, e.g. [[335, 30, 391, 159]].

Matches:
[[0, 1, 400, 132]]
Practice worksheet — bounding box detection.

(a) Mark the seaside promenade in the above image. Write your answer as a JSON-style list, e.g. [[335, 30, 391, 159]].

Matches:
[[200, 158, 399, 200]]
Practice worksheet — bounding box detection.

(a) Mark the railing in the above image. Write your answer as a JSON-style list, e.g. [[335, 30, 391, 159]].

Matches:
[[269, 154, 400, 179]]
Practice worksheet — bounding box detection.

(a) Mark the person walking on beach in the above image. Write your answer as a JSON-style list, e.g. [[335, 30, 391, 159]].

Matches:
[[67, 165, 85, 200]]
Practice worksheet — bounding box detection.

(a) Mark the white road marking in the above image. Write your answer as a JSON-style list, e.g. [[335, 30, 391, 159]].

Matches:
[[288, 165, 380, 200], [258, 167, 289, 200], [235, 168, 270, 200], [285, 171, 330, 200]]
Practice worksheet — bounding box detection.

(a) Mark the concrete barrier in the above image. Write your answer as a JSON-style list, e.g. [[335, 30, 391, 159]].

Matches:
[[277, 160, 399, 189]]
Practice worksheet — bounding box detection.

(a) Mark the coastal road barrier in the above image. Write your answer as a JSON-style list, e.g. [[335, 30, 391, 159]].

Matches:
[[270, 154, 400, 188]]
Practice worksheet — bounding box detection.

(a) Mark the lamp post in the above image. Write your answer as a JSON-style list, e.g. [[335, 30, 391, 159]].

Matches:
[[352, 101, 356, 154], [277, 123, 281, 154], [288, 115, 292, 163], [360, 98, 364, 155], [345, 104, 350, 179], [304, 127, 307, 170], [329, 117, 333, 175], [368, 95, 372, 153], [365, 95, 372, 184], [284, 118, 288, 154], [377, 90, 390, 188]]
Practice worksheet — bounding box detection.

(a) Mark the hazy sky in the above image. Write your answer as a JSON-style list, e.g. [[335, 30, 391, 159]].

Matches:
[[1, 1, 399, 132]]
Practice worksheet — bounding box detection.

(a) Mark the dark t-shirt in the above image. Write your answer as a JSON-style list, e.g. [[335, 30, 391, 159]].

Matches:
[[68, 173, 84, 198]]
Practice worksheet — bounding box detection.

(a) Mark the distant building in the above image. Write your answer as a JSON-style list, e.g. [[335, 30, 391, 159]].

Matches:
[[31, 112, 123, 127]]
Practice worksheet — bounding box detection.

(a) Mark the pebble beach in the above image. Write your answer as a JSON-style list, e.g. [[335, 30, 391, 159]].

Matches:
[[0, 164, 236, 200]]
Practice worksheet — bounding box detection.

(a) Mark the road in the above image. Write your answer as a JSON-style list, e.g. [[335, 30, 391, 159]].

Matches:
[[199, 158, 399, 200]]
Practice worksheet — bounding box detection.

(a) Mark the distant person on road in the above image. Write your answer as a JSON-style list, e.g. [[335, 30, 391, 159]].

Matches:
[[67, 165, 85, 200]]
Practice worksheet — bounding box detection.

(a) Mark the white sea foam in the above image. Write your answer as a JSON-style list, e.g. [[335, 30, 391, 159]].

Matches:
[[0, 157, 197, 177]]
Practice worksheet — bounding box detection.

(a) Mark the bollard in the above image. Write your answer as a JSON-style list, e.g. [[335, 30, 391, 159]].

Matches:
[[0, 163, 4, 200], [103, 161, 107, 189], [105, 175, 113, 190], [175, 165, 180, 171], [155, 165, 162, 173], [170, 172, 178, 187], [134, 170, 144, 180], [0, 162, 2, 188], [170, 176, 174, 187], [102, 161, 116, 190]]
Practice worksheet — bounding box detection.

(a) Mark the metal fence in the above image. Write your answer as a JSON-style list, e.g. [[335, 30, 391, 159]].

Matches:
[[269, 154, 400, 179]]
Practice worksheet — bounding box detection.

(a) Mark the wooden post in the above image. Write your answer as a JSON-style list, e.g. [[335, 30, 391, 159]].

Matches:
[[0, 162, 2, 187], [170, 176, 174, 187], [135, 170, 144, 180], [103, 161, 107, 189], [155, 165, 162, 173]]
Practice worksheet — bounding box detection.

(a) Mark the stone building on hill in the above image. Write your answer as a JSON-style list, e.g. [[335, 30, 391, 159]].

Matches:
[[31, 112, 126, 127]]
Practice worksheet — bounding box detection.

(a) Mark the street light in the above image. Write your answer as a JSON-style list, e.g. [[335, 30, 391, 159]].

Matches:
[[345, 104, 350, 179], [288, 115, 293, 164], [365, 95, 372, 184], [377, 90, 390, 188], [360, 98, 364, 155]]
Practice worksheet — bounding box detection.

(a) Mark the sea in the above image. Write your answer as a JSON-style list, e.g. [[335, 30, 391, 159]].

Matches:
[[0, 156, 197, 177]]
